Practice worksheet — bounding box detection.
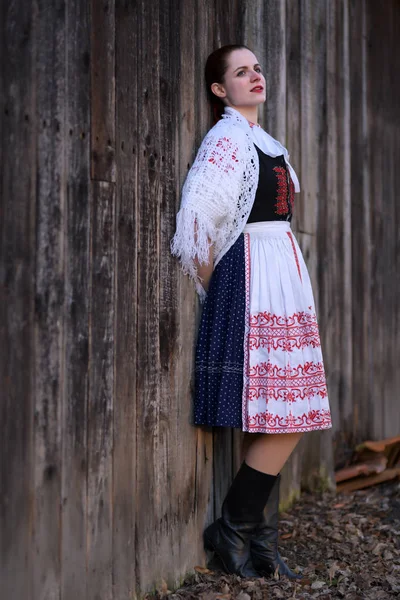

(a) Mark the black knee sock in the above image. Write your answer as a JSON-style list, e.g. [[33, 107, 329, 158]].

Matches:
[[222, 461, 278, 523]]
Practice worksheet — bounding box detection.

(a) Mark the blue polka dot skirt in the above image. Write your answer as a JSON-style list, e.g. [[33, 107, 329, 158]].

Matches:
[[194, 222, 333, 434], [194, 233, 246, 427]]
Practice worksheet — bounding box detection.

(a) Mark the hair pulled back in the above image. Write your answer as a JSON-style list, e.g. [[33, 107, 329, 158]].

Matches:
[[205, 44, 251, 123]]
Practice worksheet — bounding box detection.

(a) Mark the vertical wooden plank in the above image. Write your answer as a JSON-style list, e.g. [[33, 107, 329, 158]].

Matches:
[[279, 0, 305, 500], [194, 0, 217, 531], [113, 0, 138, 597], [178, 0, 215, 556], [134, 0, 215, 590], [381, 2, 397, 438], [0, 1, 36, 598], [349, 0, 372, 443], [88, 2, 115, 599], [214, 0, 244, 45], [195, 0, 212, 143], [232, 429, 245, 473], [243, 0, 265, 107], [87, 182, 115, 600], [380, 1, 400, 438], [390, 2, 400, 438], [286, 0, 301, 233], [213, 429, 234, 519], [263, 0, 286, 140], [135, 0, 163, 591], [91, 0, 116, 183], [33, 0, 66, 597], [298, 0, 336, 489], [366, 0, 385, 442], [60, 1, 91, 599], [317, 0, 342, 463], [366, 0, 400, 440], [210, 0, 248, 527], [159, 0, 210, 584], [209, 0, 241, 501], [336, 0, 353, 447], [155, 0, 184, 584], [243, 1, 263, 51], [297, 7, 326, 500], [298, 0, 324, 237]]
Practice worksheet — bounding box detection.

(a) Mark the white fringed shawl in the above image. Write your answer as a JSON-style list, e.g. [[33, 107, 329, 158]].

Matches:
[[171, 107, 300, 301]]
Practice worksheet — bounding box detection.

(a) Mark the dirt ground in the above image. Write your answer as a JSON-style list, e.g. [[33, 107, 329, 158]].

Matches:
[[146, 479, 400, 599]]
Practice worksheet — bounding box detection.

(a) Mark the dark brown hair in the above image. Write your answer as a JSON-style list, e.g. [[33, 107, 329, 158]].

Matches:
[[205, 44, 251, 122]]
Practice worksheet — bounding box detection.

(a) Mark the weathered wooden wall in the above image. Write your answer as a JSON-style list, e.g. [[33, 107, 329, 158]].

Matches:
[[1, 0, 400, 597]]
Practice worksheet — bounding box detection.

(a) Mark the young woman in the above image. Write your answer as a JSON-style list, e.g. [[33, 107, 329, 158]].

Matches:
[[171, 45, 332, 579]]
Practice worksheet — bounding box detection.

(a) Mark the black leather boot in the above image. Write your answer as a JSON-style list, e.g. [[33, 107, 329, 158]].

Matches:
[[251, 473, 302, 579], [203, 462, 277, 577]]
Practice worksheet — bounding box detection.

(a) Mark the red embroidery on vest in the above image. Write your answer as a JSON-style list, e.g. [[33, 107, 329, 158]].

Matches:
[[273, 166, 289, 214], [288, 177, 295, 210]]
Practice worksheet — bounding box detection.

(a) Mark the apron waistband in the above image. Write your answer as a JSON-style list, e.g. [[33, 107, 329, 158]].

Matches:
[[243, 221, 291, 236]]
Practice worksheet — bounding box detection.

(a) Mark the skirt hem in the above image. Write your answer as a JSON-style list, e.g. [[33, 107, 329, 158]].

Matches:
[[194, 422, 333, 434]]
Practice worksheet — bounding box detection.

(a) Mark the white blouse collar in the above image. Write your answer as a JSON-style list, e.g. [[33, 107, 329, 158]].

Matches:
[[221, 106, 300, 192]]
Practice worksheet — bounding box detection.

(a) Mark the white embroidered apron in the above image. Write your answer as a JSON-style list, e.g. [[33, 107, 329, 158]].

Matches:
[[241, 222, 332, 434]]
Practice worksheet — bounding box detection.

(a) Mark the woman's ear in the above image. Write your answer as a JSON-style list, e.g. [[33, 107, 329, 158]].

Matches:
[[211, 82, 227, 100]]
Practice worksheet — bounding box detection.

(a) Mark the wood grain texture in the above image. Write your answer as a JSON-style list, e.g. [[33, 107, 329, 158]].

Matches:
[[32, 1, 66, 597], [280, 0, 304, 504], [285, 0, 301, 235], [207, 0, 246, 536], [263, 0, 286, 140], [60, 2, 91, 599], [299, 0, 325, 236], [366, 0, 400, 440], [91, 0, 116, 182], [113, 0, 139, 596], [87, 4, 116, 599], [320, 0, 343, 461], [297, 0, 335, 488], [2, 1, 400, 597], [87, 181, 115, 600], [179, 0, 215, 558], [192, 0, 216, 536], [0, 2, 36, 598], [366, 0, 385, 442], [349, 0, 372, 445], [336, 0, 353, 444], [212, 429, 234, 519], [134, 0, 164, 590], [243, 0, 265, 82]]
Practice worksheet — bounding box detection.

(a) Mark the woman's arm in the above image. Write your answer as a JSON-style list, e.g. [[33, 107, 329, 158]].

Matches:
[[194, 223, 214, 292], [194, 244, 214, 292], [171, 123, 244, 301]]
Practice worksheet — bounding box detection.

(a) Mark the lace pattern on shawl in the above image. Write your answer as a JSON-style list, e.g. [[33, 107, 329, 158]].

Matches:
[[171, 119, 259, 302]]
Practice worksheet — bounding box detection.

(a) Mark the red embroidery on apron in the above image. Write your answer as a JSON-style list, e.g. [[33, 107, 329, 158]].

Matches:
[[287, 231, 302, 281]]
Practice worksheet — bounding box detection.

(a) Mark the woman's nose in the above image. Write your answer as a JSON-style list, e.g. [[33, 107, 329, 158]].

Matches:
[[250, 70, 261, 81]]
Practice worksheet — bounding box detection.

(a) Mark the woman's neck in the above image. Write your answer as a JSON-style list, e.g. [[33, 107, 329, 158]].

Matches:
[[227, 104, 259, 124]]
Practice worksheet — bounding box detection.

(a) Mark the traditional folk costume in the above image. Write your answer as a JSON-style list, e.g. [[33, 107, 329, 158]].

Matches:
[[171, 106, 333, 579], [172, 106, 333, 437]]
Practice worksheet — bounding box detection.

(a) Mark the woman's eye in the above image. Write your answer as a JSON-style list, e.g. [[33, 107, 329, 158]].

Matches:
[[255, 67, 262, 73], [237, 70, 245, 76]]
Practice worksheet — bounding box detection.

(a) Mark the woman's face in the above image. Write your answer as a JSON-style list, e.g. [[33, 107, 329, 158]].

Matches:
[[211, 48, 266, 109]]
